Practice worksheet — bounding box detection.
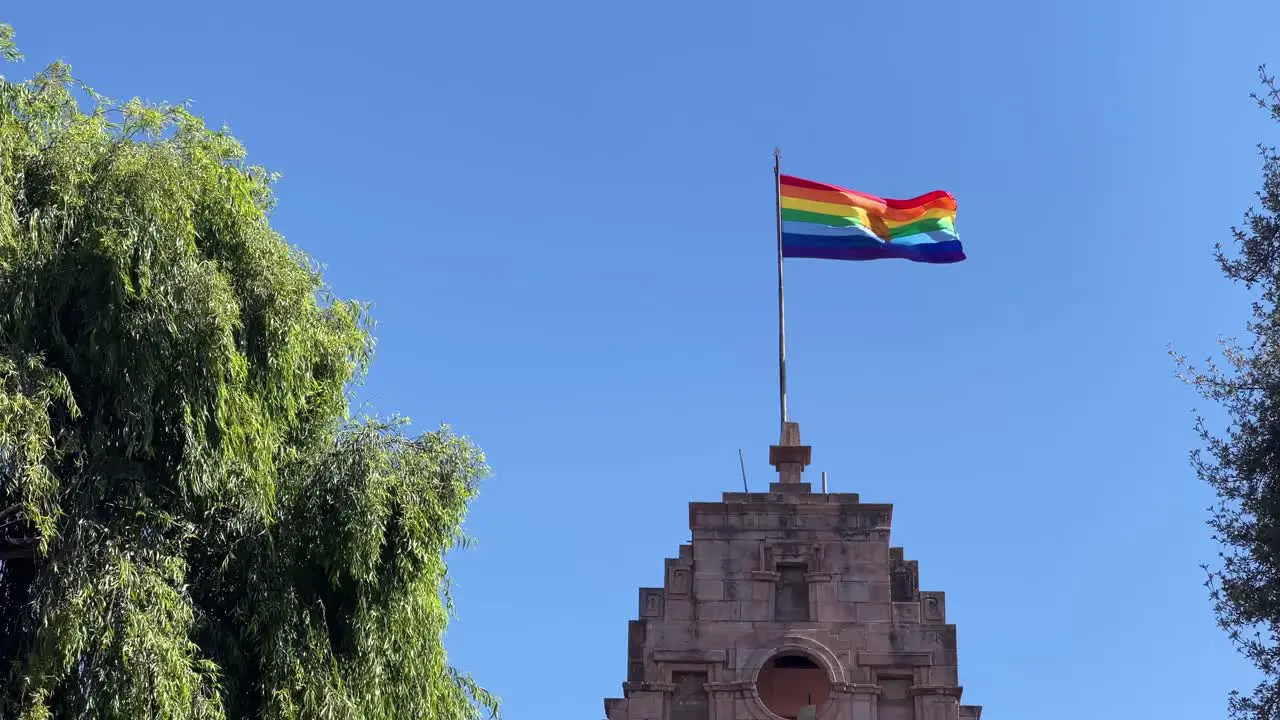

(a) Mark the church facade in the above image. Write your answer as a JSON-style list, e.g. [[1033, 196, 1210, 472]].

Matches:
[[602, 423, 984, 720]]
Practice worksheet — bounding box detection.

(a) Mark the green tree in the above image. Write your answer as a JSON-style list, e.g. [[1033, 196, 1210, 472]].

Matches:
[[1178, 67, 1280, 720], [0, 26, 496, 720]]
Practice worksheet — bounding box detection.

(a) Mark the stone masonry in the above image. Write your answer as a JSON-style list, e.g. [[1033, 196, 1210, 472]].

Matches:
[[602, 423, 984, 720]]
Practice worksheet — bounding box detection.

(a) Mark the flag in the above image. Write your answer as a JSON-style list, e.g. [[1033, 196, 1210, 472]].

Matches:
[[779, 174, 965, 264]]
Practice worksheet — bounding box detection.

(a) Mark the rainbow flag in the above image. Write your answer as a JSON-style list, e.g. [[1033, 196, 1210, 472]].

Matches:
[[780, 175, 965, 264]]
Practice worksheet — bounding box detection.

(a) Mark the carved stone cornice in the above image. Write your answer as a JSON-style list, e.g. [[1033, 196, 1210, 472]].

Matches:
[[846, 683, 882, 697], [623, 681, 675, 694], [705, 681, 756, 696], [858, 651, 933, 667], [910, 685, 964, 699], [829, 682, 880, 697], [653, 649, 728, 663]]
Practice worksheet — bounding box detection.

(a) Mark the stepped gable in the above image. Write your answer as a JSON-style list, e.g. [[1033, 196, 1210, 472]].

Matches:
[[602, 422, 983, 720]]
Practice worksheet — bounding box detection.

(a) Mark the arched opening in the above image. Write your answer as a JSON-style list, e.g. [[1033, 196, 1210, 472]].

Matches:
[[756, 652, 830, 719]]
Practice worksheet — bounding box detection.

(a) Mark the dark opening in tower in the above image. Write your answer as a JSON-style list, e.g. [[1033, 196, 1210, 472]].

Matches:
[[774, 565, 809, 622]]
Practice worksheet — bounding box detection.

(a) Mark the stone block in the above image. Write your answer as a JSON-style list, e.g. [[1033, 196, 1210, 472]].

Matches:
[[697, 601, 738, 622], [766, 539, 816, 568], [752, 578, 774, 602], [870, 582, 892, 603], [845, 663, 873, 684], [926, 665, 959, 686], [624, 690, 664, 720], [852, 541, 890, 563], [808, 571, 835, 590], [728, 540, 762, 574], [724, 580, 751, 602], [913, 694, 961, 720], [839, 581, 871, 603], [639, 588, 664, 618], [937, 625, 957, 650], [858, 651, 933, 667], [711, 693, 736, 719], [833, 540, 883, 572], [652, 621, 698, 651], [892, 602, 921, 624], [836, 505, 892, 532], [810, 587, 837, 621], [856, 603, 892, 623], [628, 621, 646, 657], [689, 503, 727, 526], [654, 649, 728, 663], [738, 600, 770, 622], [698, 622, 753, 649], [694, 541, 729, 570], [835, 625, 868, 649], [887, 626, 933, 653], [863, 626, 893, 653], [667, 564, 692, 595], [814, 598, 852, 623], [920, 591, 946, 622], [733, 696, 760, 719], [665, 597, 694, 621], [826, 492, 862, 504], [844, 562, 888, 582], [694, 579, 724, 601], [604, 698, 627, 720], [840, 580, 890, 602]]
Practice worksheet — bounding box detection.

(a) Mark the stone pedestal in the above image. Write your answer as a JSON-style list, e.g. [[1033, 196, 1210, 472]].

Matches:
[[769, 421, 811, 487]]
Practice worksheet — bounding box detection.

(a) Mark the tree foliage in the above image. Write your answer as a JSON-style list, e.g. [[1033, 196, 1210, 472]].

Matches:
[[0, 25, 496, 720], [1178, 67, 1280, 720]]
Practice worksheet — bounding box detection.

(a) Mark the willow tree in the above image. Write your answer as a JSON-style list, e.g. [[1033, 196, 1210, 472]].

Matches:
[[0, 26, 496, 720]]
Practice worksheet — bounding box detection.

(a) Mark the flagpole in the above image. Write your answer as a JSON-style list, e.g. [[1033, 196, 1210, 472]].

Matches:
[[774, 147, 788, 434]]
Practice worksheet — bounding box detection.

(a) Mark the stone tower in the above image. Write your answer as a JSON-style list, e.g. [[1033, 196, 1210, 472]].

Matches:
[[601, 423, 984, 720]]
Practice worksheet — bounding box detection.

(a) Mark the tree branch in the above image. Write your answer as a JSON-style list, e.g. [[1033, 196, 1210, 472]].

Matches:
[[0, 536, 36, 561]]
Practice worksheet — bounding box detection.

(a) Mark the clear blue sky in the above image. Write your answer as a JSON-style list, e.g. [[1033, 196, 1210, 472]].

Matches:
[[7, 2, 1277, 717]]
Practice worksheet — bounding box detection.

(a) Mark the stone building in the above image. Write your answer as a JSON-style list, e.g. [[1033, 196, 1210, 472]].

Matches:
[[602, 423, 984, 720]]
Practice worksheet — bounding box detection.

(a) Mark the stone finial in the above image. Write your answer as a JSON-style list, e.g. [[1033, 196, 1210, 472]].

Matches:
[[769, 421, 812, 489], [780, 421, 801, 447]]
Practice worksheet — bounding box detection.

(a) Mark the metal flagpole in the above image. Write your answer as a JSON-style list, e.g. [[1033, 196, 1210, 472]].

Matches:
[[774, 147, 788, 434]]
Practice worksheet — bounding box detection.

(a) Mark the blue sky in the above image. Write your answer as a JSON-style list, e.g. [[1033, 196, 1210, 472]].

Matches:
[[7, 1, 1278, 717]]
